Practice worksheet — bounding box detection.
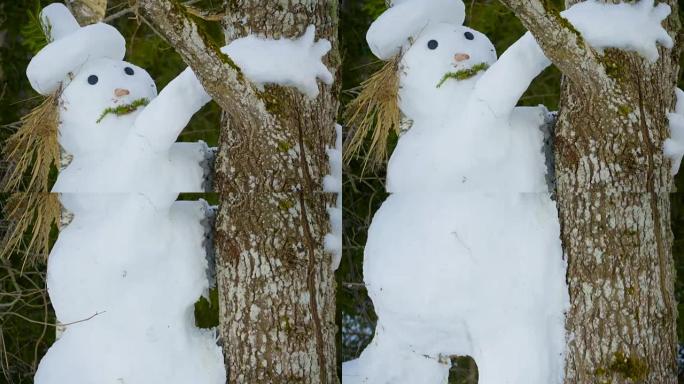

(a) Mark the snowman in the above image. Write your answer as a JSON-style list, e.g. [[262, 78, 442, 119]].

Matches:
[[27, 3, 333, 384], [27, 4, 333, 194], [343, 0, 674, 383]]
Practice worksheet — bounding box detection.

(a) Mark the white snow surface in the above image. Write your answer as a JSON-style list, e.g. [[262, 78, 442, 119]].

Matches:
[[324, 124, 343, 270], [345, 0, 671, 383], [664, 88, 684, 175], [222, 25, 334, 98]]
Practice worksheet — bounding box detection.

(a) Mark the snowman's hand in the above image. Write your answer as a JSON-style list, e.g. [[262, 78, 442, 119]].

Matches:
[[297, 25, 335, 97], [221, 25, 333, 98], [664, 88, 684, 175], [561, 0, 673, 62]]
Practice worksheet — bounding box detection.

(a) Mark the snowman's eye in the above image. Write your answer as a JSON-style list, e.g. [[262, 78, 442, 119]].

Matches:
[[427, 40, 439, 50], [464, 32, 474, 40], [124, 67, 134, 76], [87, 75, 98, 85]]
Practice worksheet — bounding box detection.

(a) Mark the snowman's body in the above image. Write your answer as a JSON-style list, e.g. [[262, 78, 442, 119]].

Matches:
[[344, 1, 674, 382], [45, 195, 208, 325], [37, 195, 224, 384], [352, 27, 566, 384], [361, 193, 565, 384], [387, 105, 550, 193]]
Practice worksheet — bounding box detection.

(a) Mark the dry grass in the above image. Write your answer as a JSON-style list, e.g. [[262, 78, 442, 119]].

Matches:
[[1, 92, 59, 193], [0, 260, 51, 383], [0, 193, 60, 268], [343, 56, 401, 169], [0, 90, 61, 267]]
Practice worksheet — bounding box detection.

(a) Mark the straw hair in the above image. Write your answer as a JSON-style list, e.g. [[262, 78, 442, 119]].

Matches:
[[1, 90, 61, 265], [2, 91, 60, 192], [1, 193, 61, 267], [343, 55, 401, 168]]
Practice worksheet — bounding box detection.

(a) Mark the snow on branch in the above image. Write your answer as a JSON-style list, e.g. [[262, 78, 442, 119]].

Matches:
[[499, 0, 608, 90], [138, 0, 268, 123]]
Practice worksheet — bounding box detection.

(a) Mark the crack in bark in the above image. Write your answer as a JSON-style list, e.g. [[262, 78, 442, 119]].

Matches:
[[636, 76, 674, 324], [295, 105, 328, 383]]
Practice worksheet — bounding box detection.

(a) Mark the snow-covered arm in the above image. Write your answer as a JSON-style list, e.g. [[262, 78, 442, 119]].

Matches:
[[470, 32, 549, 119], [222, 25, 334, 98], [128, 67, 210, 152]]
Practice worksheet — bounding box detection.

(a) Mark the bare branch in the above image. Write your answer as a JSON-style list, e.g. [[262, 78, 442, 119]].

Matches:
[[103, 0, 202, 23], [184, 4, 226, 21], [137, 0, 269, 122], [499, 0, 609, 91]]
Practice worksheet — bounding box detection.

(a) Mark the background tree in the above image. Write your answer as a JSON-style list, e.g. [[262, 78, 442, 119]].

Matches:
[[138, 0, 341, 383]]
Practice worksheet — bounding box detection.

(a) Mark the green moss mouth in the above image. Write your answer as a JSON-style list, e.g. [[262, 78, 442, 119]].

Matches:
[[436, 63, 490, 88], [96, 97, 150, 123]]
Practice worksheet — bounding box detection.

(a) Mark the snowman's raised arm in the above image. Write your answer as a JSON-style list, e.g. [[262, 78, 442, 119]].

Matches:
[[221, 25, 333, 98], [471, 32, 550, 119], [128, 67, 210, 152]]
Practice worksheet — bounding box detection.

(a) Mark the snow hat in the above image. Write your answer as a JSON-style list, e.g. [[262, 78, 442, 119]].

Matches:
[[366, 0, 466, 60], [26, 3, 126, 95]]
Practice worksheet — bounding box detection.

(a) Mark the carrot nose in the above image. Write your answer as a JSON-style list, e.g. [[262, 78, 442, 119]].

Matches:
[[454, 53, 470, 63], [114, 88, 130, 97]]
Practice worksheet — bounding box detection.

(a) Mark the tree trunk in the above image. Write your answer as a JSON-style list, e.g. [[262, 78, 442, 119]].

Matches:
[[213, 1, 340, 383], [557, 1, 681, 383], [65, 0, 107, 26]]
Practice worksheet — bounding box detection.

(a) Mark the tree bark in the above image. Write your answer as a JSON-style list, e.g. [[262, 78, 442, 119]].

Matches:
[[556, 2, 681, 381], [499, 0, 681, 382], [65, 0, 107, 26], [213, 1, 340, 383]]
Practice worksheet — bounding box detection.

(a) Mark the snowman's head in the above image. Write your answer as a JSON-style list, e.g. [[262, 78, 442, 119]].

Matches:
[[25, 3, 158, 155], [365, 0, 498, 121], [398, 23, 496, 120], [59, 59, 157, 154]]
